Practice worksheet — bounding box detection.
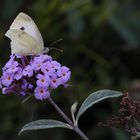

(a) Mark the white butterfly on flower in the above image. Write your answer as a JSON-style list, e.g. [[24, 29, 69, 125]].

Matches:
[[5, 12, 49, 55]]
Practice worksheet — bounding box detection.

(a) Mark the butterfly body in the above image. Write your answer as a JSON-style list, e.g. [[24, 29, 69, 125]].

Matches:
[[5, 12, 46, 55]]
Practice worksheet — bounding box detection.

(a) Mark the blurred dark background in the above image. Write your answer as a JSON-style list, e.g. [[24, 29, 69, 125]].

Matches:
[[0, 0, 140, 140]]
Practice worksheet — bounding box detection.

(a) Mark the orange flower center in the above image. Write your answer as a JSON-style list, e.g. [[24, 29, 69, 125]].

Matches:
[[40, 89, 44, 94], [38, 64, 41, 67], [62, 72, 66, 76], [52, 79, 56, 83], [41, 79, 45, 83], [7, 77, 11, 80]]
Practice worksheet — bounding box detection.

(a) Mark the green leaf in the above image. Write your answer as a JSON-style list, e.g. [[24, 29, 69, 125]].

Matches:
[[19, 119, 72, 135], [71, 101, 78, 124], [76, 89, 123, 123]]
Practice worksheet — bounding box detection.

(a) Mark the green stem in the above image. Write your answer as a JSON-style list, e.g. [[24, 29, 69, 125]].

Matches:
[[48, 97, 90, 140]]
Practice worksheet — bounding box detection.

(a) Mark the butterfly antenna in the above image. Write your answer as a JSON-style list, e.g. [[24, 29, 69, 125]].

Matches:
[[49, 47, 63, 52], [49, 38, 63, 52], [49, 38, 62, 48]]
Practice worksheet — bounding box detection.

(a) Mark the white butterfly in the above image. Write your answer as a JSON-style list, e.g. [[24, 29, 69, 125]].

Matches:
[[5, 12, 49, 55]]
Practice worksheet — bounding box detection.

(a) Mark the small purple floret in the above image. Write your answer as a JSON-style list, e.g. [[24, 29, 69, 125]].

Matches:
[[57, 66, 71, 83], [1, 72, 14, 87], [34, 86, 50, 100], [36, 74, 50, 87], [22, 65, 33, 77]]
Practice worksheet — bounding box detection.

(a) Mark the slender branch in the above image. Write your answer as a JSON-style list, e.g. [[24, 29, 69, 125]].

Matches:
[[48, 97, 73, 125], [48, 97, 90, 140]]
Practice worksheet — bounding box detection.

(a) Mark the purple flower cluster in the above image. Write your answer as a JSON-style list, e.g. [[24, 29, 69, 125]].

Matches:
[[0, 54, 71, 100]]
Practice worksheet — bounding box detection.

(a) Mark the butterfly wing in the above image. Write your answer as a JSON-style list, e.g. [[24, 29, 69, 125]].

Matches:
[[5, 12, 44, 55], [9, 12, 44, 47], [5, 29, 44, 55]]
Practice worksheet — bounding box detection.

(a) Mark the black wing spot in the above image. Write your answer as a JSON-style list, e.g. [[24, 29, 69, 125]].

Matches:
[[20, 27, 25, 30]]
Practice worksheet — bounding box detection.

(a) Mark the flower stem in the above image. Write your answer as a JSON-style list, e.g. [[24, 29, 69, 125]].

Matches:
[[48, 97, 90, 140]]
